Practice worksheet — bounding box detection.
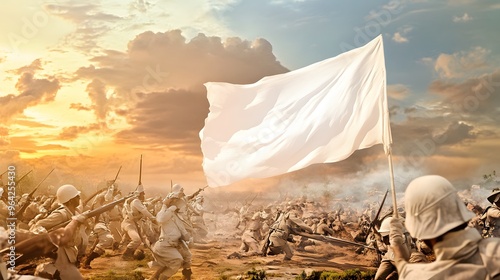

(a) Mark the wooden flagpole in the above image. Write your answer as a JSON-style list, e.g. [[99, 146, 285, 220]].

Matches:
[[387, 148, 398, 218]]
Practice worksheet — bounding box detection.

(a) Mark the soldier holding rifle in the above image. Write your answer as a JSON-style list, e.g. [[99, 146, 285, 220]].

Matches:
[[263, 206, 313, 261], [83, 167, 123, 269], [31, 184, 85, 279], [149, 194, 192, 280]]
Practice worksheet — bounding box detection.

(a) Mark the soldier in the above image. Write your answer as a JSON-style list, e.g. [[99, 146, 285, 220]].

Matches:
[[121, 184, 156, 260], [390, 175, 500, 279], [32, 184, 86, 279], [484, 189, 500, 237], [164, 184, 193, 278], [189, 195, 210, 243], [267, 207, 313, 261], [82, 182, 120, 268], [374, 217, 425, 280], [148, 195, 192, 280], [239, 211, 263, 256], [467, 203, 485, 235]]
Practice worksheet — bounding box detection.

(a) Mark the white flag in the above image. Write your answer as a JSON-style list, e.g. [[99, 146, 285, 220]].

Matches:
[[200, 35, 391, 187]]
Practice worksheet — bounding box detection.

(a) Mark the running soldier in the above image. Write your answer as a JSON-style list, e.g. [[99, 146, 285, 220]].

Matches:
[[82, 181, 121, 268], [121, 184, 156, 260]]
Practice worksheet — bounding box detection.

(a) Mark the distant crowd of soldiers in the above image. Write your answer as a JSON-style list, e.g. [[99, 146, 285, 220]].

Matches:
[[1, 173, 500, 279]]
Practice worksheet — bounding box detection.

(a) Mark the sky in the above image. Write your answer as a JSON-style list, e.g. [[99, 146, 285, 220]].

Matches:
[[1, 0, 499, 202]]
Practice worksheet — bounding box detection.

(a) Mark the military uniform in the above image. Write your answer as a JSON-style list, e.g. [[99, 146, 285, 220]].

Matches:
[[149, 197, 192, 280], [485, 190, 500, 238], [391, 176, 500, 280], [268, 209, 312, 260], [121, 186, 155, 259], [240, 213, 263, 255]]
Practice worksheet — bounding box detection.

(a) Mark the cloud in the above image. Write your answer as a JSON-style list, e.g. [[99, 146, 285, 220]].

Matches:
[[392, 32, 408, 43], [10, 59, 43, 75], [0, 61, 60, 122], [434, 121, 476, 145], [429, 69, 500, 120], [76, 31, 287, 95], [387, 84, 411, 100], [433, 47, 490, 78], [86, 79, 109, 119], [75, 30, 288, 150], [114, 88, 209, 154], [44, 4, 123, 52], [70, 103, 91, 111], [58, 122, 106, 140], [392, 26, 412, 43], [453, 13, 473, 22], [8, 136, 68, 153]]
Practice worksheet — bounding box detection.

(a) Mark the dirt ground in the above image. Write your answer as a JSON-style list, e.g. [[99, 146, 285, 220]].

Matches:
[[80, 212, 378, 280]]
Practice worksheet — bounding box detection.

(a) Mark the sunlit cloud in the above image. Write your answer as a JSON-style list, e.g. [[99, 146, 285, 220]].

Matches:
[[453, 12, 473, 23], [430, 47, 491, 79]]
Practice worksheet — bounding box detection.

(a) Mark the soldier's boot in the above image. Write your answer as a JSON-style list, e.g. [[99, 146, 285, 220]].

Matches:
[[112, 241, 120, 251], [82, 251, 100, 269], [121, 247, 135, 261], [182, 268, 192, 280]]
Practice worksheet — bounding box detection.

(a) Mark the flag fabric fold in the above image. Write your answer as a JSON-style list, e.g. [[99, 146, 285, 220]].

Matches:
[[200, 35, 391, 187]]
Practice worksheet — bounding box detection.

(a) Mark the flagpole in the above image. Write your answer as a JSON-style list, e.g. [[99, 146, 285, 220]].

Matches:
[[387, 148, 399, 218]]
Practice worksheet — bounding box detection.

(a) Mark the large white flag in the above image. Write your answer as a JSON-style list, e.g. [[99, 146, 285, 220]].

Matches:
[[200, 35, 391, 187]]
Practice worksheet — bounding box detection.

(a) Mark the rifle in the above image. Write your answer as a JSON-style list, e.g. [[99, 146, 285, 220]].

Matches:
[[0, 170, 8, 177], [260, 210, 284, 256], [187, 185, 209, 200], [16, 168, 54, 220], [84, 165, 122, 206], [170, 179, 173, 192], [244, 193, 259, 207], [14, 169, 33, 192], [137, 154, 143, 188], [47, 193, 136, 232], [366, 189, 389, 236], [289, 228, 377, 251]]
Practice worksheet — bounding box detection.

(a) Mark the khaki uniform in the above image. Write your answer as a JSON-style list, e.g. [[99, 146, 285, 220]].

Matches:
[[268, 211, 312, 260], [33, 205, 84, 280], [122, 197, 155, 251], [150, 205, 191, 279], [240, 219, 262, 254], [190, 199, 208, 241], [485, 205, 500, 237], [395, 228, 500, 279]]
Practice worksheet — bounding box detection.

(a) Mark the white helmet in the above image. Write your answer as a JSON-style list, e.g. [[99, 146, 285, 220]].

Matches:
[[404, 175, 474, 240], [378, 217, 408, 237], [172, 184, 183, 194], [378, 217, 392, 237], [56, 184, 81, 204]]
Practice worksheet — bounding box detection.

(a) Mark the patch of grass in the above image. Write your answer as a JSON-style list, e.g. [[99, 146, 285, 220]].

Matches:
[[247, 268, 267, 280], [86, 269, 145, 280], [295, 269, 376, 280]]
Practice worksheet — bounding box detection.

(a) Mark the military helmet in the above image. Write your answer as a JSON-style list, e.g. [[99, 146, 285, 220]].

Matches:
[[56, 184, 81, 204], [404, 175, 474, 240], [487, 189, 500, 204]]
